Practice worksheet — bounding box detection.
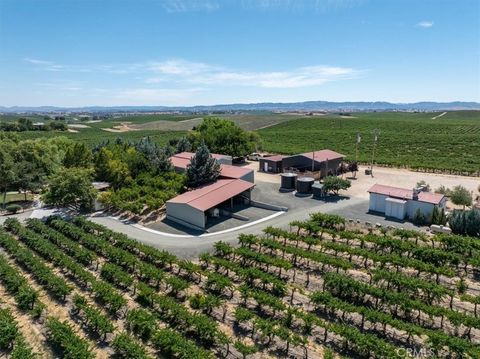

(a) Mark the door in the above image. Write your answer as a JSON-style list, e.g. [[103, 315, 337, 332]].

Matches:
[[264, 162, 269, 172]]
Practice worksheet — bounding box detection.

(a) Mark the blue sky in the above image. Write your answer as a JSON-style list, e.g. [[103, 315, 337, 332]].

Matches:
[[0, 0, 479, 107]]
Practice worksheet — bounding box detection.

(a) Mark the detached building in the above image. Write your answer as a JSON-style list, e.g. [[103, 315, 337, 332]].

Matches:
[[170, 152, 253, 183], [171, 152, 232, 172], [259, 155, 284, 173], [166, 151, 255, 229], [282, 149, 344, 176], [166, 179, 254, 230], [368, 184, 446, 221]]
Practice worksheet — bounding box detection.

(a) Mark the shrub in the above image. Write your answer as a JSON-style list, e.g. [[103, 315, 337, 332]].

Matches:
[[322, 176, 351, 195], [412, 208, 425, 226], [449, 208, 480, 237], [5, 204, 22, 214]]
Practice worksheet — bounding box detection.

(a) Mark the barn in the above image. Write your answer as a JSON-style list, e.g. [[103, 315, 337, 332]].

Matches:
[[259, 155, 284, 173], [170, 152, 254, 183], [282, 149, 344, 177], [166, 178, 255, 230], [171, 151, 232, 172], [368, 184, 446, 221]]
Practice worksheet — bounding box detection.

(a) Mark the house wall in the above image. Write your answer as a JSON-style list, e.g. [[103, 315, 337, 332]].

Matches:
[[166, 202, 206, 229], [240, 170, 255, 183], [385, 200, 407, 220], [259, 159, 282, 173], [217, 156, 232, 165], [282, 155, 313, 171], [369, 193, 388, 213], [282, 155, 342, 176], [406, 201, 435, 220]]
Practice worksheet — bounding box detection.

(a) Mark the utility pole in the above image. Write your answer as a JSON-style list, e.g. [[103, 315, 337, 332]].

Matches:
[[312, 150, 315, 172], [370, 129, 379, 177]]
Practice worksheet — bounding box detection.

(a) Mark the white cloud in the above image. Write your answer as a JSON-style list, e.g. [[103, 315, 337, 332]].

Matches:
[[161, 0, 220, 13], [146, 59, 363, 88], [417, 21, 434, 28], [24, 56, 363, 89], [24, 58, 55, 65]]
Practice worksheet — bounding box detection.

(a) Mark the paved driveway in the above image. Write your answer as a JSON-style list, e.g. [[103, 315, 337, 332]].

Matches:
[[1, 181, 420, 259]]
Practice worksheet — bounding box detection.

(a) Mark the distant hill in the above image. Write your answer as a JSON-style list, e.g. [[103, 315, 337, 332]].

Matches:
[[1, 101, 479, 113]]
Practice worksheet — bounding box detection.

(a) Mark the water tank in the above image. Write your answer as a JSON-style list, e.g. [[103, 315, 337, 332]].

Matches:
[[296, 177, 314, 194], [280, 173, 297, 191]]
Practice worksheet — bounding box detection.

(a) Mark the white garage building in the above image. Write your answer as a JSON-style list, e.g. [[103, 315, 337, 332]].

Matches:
[[368, 184, 446, 221]]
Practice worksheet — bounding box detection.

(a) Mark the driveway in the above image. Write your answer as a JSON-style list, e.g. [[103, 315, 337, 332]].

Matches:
[[87, 192, 367, 258], [0, 179, 424, 259]]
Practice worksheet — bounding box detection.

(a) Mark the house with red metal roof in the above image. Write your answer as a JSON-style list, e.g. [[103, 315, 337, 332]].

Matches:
[[170, 152, 254, 183], [166, 179, 255, 229], [368, 183, 446, 221], [166, 151, 256, 229]]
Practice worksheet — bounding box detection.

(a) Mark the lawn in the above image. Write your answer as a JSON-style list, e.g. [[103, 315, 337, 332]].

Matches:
[[257, 111, 480, 175]]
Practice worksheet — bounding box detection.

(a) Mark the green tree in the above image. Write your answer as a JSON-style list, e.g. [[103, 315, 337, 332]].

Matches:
[[431, 206, 440, 225], [186, 143, 221, 188], [188, 117, 258, 158], [42, 167, 97, 211], [413, 208, 426, 225], [17, 118, 33, 131], [348, 162, 358, 178], [465, 208, 480, 237], [176, 136, 192, 153], [0, 146, 16, 209], [94, 147, 112, 181], [450, 185, 472, 210], [64, 142, 93, 168], [322, 176, 351, 195]]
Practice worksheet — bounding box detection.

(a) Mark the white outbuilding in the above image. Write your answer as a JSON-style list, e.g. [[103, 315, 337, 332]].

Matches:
[[368, 184, 446, 221]]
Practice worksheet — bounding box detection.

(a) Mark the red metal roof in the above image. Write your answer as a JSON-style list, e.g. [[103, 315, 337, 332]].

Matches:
[[167, 179, 255, 211], [368, 184, 445, 205], [171, 156, 191, 169], [219, 164, 252, 179], [301, 149, 345, 162], [171, 154, 252, 180]]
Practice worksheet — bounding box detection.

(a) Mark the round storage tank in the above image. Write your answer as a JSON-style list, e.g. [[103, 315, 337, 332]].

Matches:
[[280, 173, 297, 190], [296, 177, 314, 194]]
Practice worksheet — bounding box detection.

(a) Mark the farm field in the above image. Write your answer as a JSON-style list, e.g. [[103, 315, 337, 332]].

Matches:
[[122, 111, 302, 132], [0, 214, 478, 358], [258, 111, 480, 175]]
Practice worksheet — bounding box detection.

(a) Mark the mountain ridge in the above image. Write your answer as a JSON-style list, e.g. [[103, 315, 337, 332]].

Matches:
[[1, 101, 479, 113]]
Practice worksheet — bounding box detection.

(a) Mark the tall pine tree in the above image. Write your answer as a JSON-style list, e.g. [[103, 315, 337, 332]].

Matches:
[[186, 144, 221, 188]]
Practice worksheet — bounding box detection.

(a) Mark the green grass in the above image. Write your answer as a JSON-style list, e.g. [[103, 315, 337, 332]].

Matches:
[[4, 192, 35, 204], [258, 111, 480, 175], [12, 128, 186, 146]]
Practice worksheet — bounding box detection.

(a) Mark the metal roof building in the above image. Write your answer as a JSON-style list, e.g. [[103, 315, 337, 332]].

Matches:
[[166, 179, 255, 229], [282, 149, 345, 177], [368, 184, 446, 221], [259, 155, 284, 173], [170, 152, 254, 183]]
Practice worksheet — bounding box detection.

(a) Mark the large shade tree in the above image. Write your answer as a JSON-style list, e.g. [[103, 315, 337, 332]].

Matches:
[[187, 117, 259, 158], [186, 144, 221, 188], [450, 185, 472, 210], [42, 167, 97, 211]]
